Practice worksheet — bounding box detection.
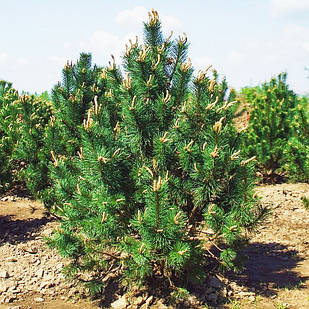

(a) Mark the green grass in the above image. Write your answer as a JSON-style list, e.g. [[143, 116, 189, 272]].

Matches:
[[276, 302, 289, 309], [302, 196, 309, 210], [229, 299, 241, 309]]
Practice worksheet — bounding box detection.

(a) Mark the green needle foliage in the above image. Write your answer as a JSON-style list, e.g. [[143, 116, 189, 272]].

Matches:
[[0, 81, 20, 191], [0, 81, 54, 195], [283, 96, 309, 182], [47, 10, 265, 294], [13, 93, 53, 199], [240, 73, 299, 179], [42, 53, 108, 207]]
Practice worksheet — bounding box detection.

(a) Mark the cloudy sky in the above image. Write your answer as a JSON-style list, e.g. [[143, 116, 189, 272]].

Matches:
[[0, 0, 309, 94]]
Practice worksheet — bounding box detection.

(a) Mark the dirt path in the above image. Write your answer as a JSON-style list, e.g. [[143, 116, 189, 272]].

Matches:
[[0, 183, 308, 309]]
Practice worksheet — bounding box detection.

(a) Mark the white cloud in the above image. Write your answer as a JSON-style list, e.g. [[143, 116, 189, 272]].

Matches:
[[59, 28, 143, 70], [78, 30, 125, 66], [68, 7, 185, 68], [0, 52, 8, 65], [271, 0, 309, 16], [69, 30, 124, 66], [87, 30, 122, 53], [115, 6, 148, 28], [161, 15, 183, 33]]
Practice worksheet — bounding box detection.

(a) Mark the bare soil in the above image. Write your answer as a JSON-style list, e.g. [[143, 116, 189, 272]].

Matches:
[[222, 183, 309, 309], [0, 183, 308, 309]]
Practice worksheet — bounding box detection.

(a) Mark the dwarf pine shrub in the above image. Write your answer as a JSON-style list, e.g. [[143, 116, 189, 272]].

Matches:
[[240, 73, 299, 179], [47, 11, 266, 294], [13, 93, 53, 199], [35, 53, 109, 207], [283, 96, 309, 182], [0, 81, 21, 191], [0, 80, 54, 197]]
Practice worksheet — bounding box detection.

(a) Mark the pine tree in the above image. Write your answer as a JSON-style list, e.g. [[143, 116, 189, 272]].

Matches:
[[42, 53, 107, 207], [0, 81, 21, 191], [0, 81, 54, 196], [240, 73, 298, 180], [47, 10, 265, 295], [13, 93, 53, 199], [283, 96, 309, 182]]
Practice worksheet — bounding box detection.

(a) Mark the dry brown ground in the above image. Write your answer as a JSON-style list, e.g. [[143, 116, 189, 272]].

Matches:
[[0, 183, 308, 309], [223, 183, 309, 309]]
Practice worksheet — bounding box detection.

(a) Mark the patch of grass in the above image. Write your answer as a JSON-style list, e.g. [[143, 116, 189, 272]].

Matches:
[[302, 196, 309, 210], [229, 299, 241, 309], [253, 295, 261, 305], [276, 302, 289, 309], [170, 287, 190, 304]]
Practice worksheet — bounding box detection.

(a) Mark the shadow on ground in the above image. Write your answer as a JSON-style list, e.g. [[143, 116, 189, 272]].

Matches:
[[228, 242, 309, 296], [0, 215, 53, 245]]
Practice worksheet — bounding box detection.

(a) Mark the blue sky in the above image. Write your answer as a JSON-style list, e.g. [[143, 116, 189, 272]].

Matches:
[[0, 0, 309, 94]]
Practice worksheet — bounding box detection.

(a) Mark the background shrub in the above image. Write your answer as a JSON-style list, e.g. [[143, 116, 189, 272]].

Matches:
[[13, 93, 53, 199], [0, 81, 21, 192], [283, 96, 309, 182], [240, 73, 300, 181]]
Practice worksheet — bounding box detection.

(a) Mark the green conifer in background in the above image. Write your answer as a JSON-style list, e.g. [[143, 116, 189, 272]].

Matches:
[[47, 10, 266, 295], [13, 93, 53, 199], [0, 81, 53, 196], [0, 81, 21, 191], [283, 96, 309, 182], [240, 73, 298, 180]]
